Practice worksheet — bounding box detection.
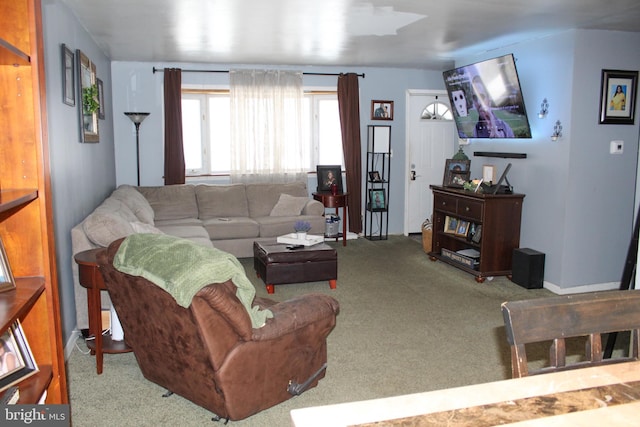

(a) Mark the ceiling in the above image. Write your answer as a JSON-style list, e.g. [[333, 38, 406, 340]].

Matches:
[[62, 0, 640, 70]]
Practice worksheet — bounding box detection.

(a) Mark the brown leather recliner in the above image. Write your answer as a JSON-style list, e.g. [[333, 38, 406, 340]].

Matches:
[[97, 238, 340, 421]]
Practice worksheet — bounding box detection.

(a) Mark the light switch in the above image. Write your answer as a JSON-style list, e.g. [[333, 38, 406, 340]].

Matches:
[[610, 140, 624, 154]]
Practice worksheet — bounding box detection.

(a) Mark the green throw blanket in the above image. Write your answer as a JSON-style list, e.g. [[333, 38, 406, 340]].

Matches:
[[113, 234, 273, 328]]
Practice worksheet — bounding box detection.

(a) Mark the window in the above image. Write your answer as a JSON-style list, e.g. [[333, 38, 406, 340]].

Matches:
[[182, 90, 343, 176]]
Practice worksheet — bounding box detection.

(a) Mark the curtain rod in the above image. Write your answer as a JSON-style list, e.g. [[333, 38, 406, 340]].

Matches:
[[152, 67, 364, 78]]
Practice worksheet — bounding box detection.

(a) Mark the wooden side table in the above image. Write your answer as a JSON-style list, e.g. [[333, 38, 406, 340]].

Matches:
[[313, 192, 348, 246], [74, 248, 132, 374]]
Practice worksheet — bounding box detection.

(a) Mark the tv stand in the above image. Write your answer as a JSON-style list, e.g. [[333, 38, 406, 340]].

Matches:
[[429, 186, 525, 282]]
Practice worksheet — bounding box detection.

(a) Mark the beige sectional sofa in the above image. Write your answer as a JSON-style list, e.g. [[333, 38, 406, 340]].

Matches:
[[71, 182, 325, 329]]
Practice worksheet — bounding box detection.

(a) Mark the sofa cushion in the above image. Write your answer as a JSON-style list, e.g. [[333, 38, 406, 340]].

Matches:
[[269, 193, 309, 217], [111, 185, 155, 224], [202, 218, 260, 240], [245, 182, 308, 218], [138, 185, 198, 221], [255, 215, 325, 238], [196, 184, 249, 219]]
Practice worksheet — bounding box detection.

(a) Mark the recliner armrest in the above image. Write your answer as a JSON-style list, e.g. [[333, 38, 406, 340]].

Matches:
[[251, 293, 339, 341]]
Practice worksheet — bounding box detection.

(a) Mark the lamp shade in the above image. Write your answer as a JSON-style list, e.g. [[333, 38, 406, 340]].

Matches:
[[124, 112, 150, 124]]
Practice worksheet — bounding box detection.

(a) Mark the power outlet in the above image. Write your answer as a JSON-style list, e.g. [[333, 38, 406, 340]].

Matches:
[[610, 140, 624, 154]]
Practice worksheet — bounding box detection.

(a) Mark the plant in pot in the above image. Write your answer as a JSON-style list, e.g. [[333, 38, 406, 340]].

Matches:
[[294, 220, 311, 240], [82, 84, 100, 115]]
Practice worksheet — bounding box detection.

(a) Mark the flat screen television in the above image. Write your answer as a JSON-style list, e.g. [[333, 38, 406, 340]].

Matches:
[[443, 54, 532, 139]]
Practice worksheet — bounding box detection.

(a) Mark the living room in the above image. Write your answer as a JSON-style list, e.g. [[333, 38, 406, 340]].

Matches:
[[7, 0, 636, 420]]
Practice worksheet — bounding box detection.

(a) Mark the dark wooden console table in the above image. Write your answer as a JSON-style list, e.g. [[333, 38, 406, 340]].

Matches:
[[74, 248, 132, 374], [429, 185, 524, 282]]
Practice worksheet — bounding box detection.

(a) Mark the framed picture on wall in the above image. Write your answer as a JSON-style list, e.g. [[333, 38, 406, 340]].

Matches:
[[599, 69, 638, 125], [371, 100, 393, 120], [61, 44, 75, 107]]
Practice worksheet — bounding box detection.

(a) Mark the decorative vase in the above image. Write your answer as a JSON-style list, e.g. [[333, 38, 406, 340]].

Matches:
[[296, 232, 307, 240]]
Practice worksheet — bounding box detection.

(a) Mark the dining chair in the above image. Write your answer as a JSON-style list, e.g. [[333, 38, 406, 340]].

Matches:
[[501, 289, 640, 378]]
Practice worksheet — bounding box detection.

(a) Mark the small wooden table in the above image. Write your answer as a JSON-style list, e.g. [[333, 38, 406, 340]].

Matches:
[[74, 248, 132, 374], [313, 192, 348, 246]]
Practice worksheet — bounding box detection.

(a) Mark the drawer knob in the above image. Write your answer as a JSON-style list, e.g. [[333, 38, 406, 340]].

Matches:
[[465, 206, 470, 212]]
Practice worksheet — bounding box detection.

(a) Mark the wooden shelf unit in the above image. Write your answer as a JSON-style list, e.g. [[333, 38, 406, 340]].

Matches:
[[429, 186, 524, 283], [0, 0, 68, 403]]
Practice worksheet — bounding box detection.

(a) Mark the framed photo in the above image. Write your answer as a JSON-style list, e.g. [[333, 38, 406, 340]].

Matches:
[[444, 216, 458, 234], [61, 44, 75, 106], [443, 159, 471, 188], [97, 78, 105, 120], [482, 165, 496, 183], [456, 220, 470, 237], [599, 69, 638, 125], [0, 237, 15, 293], [371, 100, 393, 120], [316, 165, 343, 192], [0, 321, 39, 393], [369, 171, 382, 182], [368, 188, 386, 211]]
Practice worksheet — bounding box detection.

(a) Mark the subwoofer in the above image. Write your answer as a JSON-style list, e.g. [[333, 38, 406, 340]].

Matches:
[[512, 248, 545, 289]]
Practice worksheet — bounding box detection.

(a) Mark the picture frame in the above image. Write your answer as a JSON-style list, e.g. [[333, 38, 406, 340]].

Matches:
[[316, 165, 343, 192], [97, 78, 105, 120], [368, 188, 386, 211], [0, 321, 39, 393], [368, 171, 382, 182], [482, 165, 496, 183], [455, 220, 470, 237], [61, 44, 75, 107], [443, 159, 471, 188], [0, 237, 16, 293], [371, 100, 394, 120], [599, 69, 638, 125], [76, 49, 99, 143], [444, 216, 458, 234]]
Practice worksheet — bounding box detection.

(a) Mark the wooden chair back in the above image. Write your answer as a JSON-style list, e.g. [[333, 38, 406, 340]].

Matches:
[[501, 289, 640, 378]]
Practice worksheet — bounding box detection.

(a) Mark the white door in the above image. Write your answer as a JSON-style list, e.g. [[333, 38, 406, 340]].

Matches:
[[404, 90, 456, 234]]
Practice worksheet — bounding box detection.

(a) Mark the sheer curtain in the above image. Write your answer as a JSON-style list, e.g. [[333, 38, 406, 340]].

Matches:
[[229, 69, 308, 183]]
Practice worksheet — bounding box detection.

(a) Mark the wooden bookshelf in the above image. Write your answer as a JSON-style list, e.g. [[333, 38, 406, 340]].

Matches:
[[0, 0, 68, 403]]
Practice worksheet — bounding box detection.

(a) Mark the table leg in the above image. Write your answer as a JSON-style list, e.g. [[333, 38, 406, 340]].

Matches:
[[341, 206, 347, 246], [91, 287, 104, 374]]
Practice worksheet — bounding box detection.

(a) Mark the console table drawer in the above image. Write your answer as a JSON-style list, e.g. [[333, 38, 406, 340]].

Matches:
[[458, 199, 483, 221], [434, 194, 458, 215]]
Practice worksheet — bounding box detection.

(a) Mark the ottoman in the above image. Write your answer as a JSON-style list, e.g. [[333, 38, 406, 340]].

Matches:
[[253, 241, 338, 294]]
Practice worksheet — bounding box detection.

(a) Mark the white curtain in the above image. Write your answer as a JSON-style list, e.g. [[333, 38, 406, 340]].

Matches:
[[230, 69, 308, 183]]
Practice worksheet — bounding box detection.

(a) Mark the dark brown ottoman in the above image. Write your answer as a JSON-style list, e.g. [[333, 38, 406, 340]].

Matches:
[[253, 241, 338, 294]]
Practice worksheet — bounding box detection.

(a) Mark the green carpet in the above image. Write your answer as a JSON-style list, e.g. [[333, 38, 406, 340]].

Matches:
[[67, 236, 555, 426]]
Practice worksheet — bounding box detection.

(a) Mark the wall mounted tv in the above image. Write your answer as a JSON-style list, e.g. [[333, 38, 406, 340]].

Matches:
[[443, 54, 532, 139]]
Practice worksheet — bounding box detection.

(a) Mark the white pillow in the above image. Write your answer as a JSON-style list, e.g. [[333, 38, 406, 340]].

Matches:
[[269, 194, 309, 217]]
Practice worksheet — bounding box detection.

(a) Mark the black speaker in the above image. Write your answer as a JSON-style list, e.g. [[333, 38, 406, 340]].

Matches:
[[512, 248, 545, 289]]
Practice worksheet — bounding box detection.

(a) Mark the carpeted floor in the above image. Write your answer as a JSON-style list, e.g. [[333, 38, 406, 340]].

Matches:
[[67, 236, 555, 426]]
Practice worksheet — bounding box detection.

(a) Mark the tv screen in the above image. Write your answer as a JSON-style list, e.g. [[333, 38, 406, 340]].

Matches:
[[443, 54, 532, 139]]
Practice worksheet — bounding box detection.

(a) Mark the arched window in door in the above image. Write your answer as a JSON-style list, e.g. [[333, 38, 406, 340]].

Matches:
[[421, 101, 453, 120]]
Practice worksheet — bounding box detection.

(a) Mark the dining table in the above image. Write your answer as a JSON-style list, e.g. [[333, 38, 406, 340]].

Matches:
[[290, 360, 640, 426]]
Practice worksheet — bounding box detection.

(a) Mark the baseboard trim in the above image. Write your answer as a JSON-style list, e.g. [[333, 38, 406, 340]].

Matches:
[[65, 329, 83, 361], [544, 281, 620, 295]]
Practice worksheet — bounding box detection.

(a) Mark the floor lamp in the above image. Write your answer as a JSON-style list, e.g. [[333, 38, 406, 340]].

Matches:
[[124, 112, 150, 186]]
